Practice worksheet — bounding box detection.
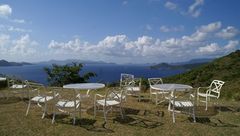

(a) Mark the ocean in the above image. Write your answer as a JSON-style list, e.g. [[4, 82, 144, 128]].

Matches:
[[0, 64, 186, 85]]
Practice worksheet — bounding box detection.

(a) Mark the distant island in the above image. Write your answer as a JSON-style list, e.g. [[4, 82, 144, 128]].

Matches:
[[36, 59, 116, 65], [150, 58, 213, 70], [0, 60, 32, 67]]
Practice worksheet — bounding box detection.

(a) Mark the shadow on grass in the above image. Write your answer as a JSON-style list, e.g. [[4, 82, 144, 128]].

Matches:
[[113, 115, 163, 129], [217, 106, 236, 112], [194, 117, 239, 127], [0, 97, 22, 104]]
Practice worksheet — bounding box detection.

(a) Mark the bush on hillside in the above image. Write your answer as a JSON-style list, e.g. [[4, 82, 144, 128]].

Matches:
[[44, 63, 97, 86]]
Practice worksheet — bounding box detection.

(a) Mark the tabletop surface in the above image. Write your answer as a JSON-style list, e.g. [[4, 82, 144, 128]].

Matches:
[[63, 83, 105, 90], [0, 77, 7, 81], [151, 83, 192, 91]]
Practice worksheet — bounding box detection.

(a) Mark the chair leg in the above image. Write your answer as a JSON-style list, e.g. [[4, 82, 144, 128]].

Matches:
[[103, 106, 107, 122], [205, 97, 208, 110], [42, 103, 47, 119], [120, 106, 124, 119], [192, 107, 196, 123], [25, 101, 31, 116], [52, 106, 56, 124], [79, 102, 81, 118], [155, 94, 158, 105], [94, 102, 96, 118], [172, 111, 175, 123]]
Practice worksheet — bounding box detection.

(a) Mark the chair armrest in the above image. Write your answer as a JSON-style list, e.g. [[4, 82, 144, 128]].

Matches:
[[197, 87, 210, 94], [95, 94, 104, 100]]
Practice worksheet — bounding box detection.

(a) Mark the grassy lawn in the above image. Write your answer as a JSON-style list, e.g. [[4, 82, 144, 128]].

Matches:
[[0, 88, 240, 136]]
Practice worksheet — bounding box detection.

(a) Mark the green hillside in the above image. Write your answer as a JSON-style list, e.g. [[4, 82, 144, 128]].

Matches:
[[164, 50, 240, 101]]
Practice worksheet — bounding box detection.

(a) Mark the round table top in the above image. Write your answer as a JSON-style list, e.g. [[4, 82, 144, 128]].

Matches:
[[151, 83, 192, 91], [0, 77, 7, 81], [63, 83, 105, 90]]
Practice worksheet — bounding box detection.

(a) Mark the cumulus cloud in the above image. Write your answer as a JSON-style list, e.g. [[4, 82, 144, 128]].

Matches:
[[47, 22, 239, 63], [160, 25, 184, 32], [216, 26, 239, 39], [164, 1, 177, 10], [0, 4, 12, 17], [188, 0, 204, 18], [196, 43, 220, 54], [0, 34, 39, 61], [224, 40, 239, 51], [10, 34, 37, 56], [0, 34, 10, 46]]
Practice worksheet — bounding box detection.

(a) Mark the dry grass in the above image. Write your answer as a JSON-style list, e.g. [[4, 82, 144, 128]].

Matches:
[[0, 88, 240, 136]]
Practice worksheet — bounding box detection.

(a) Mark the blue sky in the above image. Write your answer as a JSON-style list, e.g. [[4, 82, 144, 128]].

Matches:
[[0, 0, 239, 64]]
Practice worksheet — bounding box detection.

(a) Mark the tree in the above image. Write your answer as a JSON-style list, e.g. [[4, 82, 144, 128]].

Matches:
[[44, 63, 96, 86]]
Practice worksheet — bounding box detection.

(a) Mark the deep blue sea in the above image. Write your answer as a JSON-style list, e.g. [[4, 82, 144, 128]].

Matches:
[[0, 64, 186, 85]]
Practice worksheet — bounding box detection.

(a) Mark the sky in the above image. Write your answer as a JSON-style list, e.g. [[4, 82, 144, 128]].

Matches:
[[0, 0, 240, 64]]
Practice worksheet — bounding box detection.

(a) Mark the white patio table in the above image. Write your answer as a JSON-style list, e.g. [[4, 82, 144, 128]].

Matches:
[[151, 83, 192, 92], [0, 77, 7, 81], [63, 83, 105, 99], [151, 83, 193, 110]]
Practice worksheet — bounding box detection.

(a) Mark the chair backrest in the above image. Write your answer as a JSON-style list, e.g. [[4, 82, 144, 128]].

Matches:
[[106, 88, 126, 103], [148, 78, 163, 87], [209, 80, 225, 98], [120, 73, 134, 87], [27, 81, 46, 99], [53, 87, 81, 106]]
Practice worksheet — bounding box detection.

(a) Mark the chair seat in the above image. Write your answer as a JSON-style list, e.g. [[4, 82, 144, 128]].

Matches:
[[97, 99, 120, 106], [10, 84, 27, 89], [31, 96, 53, 103], [171, 100, 193, 107], [56, 100, 80, 108], [198, 92, 218, 98], [126, 87, 140, 92]]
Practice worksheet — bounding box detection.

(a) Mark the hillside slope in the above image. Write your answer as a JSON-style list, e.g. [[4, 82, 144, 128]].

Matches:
[[164, 50, 240, 100]]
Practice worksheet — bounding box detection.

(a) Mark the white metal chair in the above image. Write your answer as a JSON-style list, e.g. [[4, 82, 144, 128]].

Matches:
[[94, 88, 125, 122], [169, 88, 196, 123], [120, 73, 141, 101], [25, 82, 55, 119], [52, 87, 82, 125], [125, 78, 142, 101], [197, 80, 225, 110], [148, 78, 169, 105], [7, 79, 28, 99]]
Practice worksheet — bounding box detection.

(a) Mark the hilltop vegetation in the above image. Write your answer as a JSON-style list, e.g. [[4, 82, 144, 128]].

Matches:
[[164, 50, 240, 101]]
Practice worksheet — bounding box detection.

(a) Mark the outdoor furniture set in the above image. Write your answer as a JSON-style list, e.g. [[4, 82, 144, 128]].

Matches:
[[0, 75, 225, 124]]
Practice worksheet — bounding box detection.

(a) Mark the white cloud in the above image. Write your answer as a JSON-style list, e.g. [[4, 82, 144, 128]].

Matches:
[[188, 0, 204, 18], [0, 34, 10, 46], [164, 2, 177, 10], [8, 26, 32, 33], [44, 22, 239, 63], [160, 25, 184, 32], [0, 34, 39, 61], [199, 21, 221, 33], [122, 1, 128, 6], [216, 26, 239, 39], [196, 43, 220, 54], [12, 19, 25, 24], [145, 24, 152, 31], [9, 34, 37, 56], [0, 4, 12, 17], [224, 40, 239, 51]]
